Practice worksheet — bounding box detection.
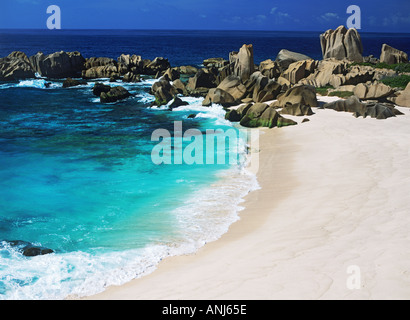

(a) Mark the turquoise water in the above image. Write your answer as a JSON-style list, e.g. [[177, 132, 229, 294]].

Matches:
[[0, 78, 257, 299]]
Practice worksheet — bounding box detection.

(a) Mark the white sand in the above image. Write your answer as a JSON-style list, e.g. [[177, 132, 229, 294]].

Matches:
[[88, 97, 410, 300]]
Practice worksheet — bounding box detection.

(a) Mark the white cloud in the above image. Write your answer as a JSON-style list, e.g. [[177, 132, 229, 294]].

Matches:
[[320, 12, 340, 22], [268, 6, 293, 24], [382, 13, 410, 26]]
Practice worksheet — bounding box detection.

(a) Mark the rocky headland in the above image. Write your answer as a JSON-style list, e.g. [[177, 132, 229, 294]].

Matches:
[[1, 25, 409, 128]]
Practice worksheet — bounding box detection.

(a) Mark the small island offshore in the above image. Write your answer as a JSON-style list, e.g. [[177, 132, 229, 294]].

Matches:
[[1, 23, 410, 300]]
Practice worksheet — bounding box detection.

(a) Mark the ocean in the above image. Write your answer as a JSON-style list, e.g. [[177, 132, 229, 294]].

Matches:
[[0, 29, 409, 300]]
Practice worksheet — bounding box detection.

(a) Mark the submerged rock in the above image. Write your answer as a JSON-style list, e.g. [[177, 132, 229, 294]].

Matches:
[[63, 77, 87, 88], [1, 240, 54, 257], [168, 97, 189, 109], [92, 82, 111, 96], [100, 86, 131, 103]]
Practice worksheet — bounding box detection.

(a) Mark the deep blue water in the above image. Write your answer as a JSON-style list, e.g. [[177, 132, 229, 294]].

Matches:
[[0, 29, 409, 300], [1, 29, 409, 65]]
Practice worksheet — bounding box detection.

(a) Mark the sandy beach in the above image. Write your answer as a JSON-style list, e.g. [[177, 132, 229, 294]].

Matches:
[[89, 97, 410, 300]]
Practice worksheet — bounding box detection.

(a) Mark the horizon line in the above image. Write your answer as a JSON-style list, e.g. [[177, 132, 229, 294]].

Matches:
[[1, 28, 410, 35]]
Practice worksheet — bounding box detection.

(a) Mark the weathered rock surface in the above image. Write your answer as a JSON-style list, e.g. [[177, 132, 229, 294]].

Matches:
[[323, 96, 403, 119], [92, 82, 111, 96], [273, 85, 318, 110], [144, 57, 171, 75], [300, 60, 374, 88], [151, 79, 178, 106], [100, 86, 131, 103], [320, 26, 363, 62], [395, 82, 410, 107], [275, 49, 312, 72], [82, 65, 119, 79], [259, 59, 281, 79], [203, 58, 229, 69], [168, 97, 189, 109], [280, 102, 314, 116], [186, 69, 216, 96], [353, 82, 394, 100], [162, 68, 180, 81], [239, 103, 297, 128], [62, 77, 87, 88], [30, 51, 85, 78], [231, 44, 254, 82], [380, 44, 409, 64], [282, 60, 318, 84], [0, 51, 36, 80], [123, 71, 141, 82]]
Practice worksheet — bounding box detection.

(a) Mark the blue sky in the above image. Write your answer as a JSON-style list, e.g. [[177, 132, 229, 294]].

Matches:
[[1, 0, 409, 32]]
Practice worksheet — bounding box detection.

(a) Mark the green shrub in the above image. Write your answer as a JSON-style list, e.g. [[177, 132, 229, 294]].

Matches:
[[380, 75, 410, 89], [349, 62, 410, 73], [316, 86, 334, 96], [394, 64, 410, 73], [328, 91, 354, 98]]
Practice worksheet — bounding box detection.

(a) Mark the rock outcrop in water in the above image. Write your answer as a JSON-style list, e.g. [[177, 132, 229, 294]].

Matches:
[[30, 51, 86, 78], [0, 51, 36, 80], [1, 25, 408, 128], [1, 240, 54, 257], [99, 86, 132, 103]]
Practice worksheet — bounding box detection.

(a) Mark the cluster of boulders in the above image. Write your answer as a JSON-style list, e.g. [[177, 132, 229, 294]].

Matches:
[[148, 25, 408, 128], [0, 50, 177, 83], [1, 25, 409, 124]]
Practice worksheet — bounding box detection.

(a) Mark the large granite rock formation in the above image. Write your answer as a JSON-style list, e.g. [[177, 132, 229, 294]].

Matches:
[[353, 82, 394, 101], [395, 82, 410, 107], [151, 79, 178, 106], [273, 85, 318, 110], [323, 96, 403, 119], [0, 51, 36, 80], [282, 59, 318, 85], [30, 51, 85, 78], [186, 69, 217, 96], [275, 49, 312, 72], [100, 86, 131, 103], [203, 74, 247, 106], [259, 59, 281, 79], [231, 44, 255, 82], [320, 26, 363, 62], [239, 103, 297, 128], [380, 44, 409, 64]]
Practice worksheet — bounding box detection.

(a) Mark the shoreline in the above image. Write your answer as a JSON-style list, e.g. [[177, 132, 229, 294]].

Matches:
[[88, 98, 410, 300]]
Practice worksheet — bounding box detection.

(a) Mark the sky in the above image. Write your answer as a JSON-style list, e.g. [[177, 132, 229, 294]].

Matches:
[[0, 0, 409, 32]]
